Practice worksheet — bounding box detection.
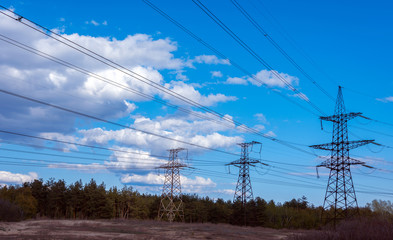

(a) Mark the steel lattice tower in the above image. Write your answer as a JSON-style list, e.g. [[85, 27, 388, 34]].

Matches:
[[157, 148, 188, 222], [228, 141, 263, 205], [310, 86, 374, 225]]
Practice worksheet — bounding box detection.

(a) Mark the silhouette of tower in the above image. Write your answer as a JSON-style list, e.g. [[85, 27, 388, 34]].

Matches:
[[157, 148, 188, 222], [228, 141, 263, 205], [310, 86, 374, 225]]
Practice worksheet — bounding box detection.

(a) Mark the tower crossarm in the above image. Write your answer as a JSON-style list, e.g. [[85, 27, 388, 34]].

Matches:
[[317, 157, 371, 169], [156, 163, 188, 169], [226, 159, 261, 166], [310, 139, 374, 151], [320, 112, 362, 123]]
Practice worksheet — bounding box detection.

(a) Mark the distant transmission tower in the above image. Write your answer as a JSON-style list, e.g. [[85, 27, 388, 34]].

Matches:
[[157, 148, 188, 222], [227, 141, 264, 224], [310, 86, 374, 225]]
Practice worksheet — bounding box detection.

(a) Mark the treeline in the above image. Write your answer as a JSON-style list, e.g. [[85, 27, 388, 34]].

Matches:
[[0, 178, 390, 229]]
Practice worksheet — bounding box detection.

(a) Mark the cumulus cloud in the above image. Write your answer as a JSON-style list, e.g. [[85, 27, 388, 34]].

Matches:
[[163, 81, 237, 106], [191, 55, 230, 65], [0, 10, 237, 139], [39, 132, 79, 151], [105, 147, 166, 171], [264, 131, 277, 137], [253, 124, 266, 131], [46, 146, 166, 173], [120, 172, 217, 194], [254, 113, 269, 124], [226, 70, 298, 89], [78, 112, 243, 154], [225, 77, 248, 85], [251, 70, 298, 88], [48, 163, 107, 172], [210, 71, 223, 78], [0, 171, 38, 184], [86, 20, 100, 26], [377, 96, 393, 103]]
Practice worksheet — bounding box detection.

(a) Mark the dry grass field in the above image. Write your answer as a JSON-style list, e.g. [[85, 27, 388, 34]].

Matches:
[[0, 219, 307, 239]]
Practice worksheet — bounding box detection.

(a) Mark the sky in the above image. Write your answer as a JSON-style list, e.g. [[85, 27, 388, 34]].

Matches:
[[0, 0, 392, 207]]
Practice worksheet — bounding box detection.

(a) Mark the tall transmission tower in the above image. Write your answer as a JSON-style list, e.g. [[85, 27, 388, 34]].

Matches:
[[157, 148, 188, 222], [310, 86, 374, 225], [227, 141, 265, 224]]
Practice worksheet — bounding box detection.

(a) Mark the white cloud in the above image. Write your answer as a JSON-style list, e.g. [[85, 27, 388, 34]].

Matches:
[[264, 130, 277, 137], [121, 172, 164, 185], [377, 96, 393, 103], [226, 70, 298, 89], [163, 81, 237, 106], [85, 20, 107, 27], [171, 70, 189, 81], [48, 163, 107, 172], [0, 10, 238, 138], [80, 66, 164, 102], [192, 55, 230, 65], [210, 71, 223, 78], [0, 171, 38, 184], [253, 124, 266, 131], [105, 147, 166, 171], [216, 189, 235, 195], [120, 172, 217, 194], [226, 77, 248, 85], [90, 20, 99, 26], [78, 112, 243, 154], [254, 113, 269, 124], [34, 33, 184, 70], [250, 70, 299, 88], [39, 132, 79, 151]]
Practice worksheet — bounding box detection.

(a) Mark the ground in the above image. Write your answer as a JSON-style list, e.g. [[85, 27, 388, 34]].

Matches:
[[0, 219, 308, 239]]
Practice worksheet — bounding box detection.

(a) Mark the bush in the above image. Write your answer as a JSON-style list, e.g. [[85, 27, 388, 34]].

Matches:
[[0, 198, 23, 221], [288, 216, 393, 240]]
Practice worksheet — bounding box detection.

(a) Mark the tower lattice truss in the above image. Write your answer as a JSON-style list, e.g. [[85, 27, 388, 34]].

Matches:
[[228, 141, 262, 205], [310, 86, 374, 224], [157, 148, 188, 222]]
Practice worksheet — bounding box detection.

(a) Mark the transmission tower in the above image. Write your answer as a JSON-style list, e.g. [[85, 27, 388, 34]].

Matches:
[[157, 148, 188, 222], [227, 141, 264, 225], [228, 141, 264, 201], [310, 86, 374, 225]]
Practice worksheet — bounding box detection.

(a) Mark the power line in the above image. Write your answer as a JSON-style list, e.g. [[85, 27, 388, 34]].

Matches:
[[0, 155, 157, 171], [0, 14, 318, 158], [141, 0, 318, 117], [0, 130, 317, 169], [191, 0, 327, 116], [188, 167, 393, 197], [0, 33, 241, 131], [3, 126, 390, 190], [0, 142, 228, 167], [1, 147, 390, 198], [0, 88, 238, 156], [350, 125, 393, 138], [231, 0, 335, 101]]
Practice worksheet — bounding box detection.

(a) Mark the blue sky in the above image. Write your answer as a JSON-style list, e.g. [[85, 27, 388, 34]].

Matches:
[[0, 0, 392, 207]]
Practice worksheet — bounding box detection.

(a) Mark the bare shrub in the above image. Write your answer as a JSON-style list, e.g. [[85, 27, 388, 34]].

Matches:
[[288, 216, 393, 240], [0, 198, 23, 222]]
